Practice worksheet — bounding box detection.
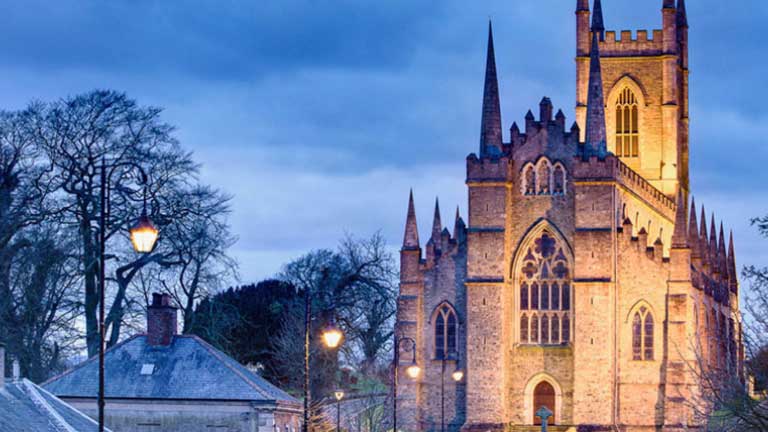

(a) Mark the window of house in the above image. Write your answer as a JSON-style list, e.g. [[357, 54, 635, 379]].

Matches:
[[632, 306, 654, 361], [434, 303, 458, 359], [615, 88, 639, 158], [518, 230, 572, 345]]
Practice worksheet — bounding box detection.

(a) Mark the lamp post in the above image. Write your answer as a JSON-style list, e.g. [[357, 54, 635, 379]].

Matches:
[[392, 336, 420, 432], [334, 390, 345, 432], [440, 352, 463, 432], [302, 289, 343, 432], [98, 158, 159, 432]]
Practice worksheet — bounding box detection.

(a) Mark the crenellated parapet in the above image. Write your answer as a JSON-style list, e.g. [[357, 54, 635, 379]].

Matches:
[[466, 154, 512, 183], [600, 30, 664, 57]]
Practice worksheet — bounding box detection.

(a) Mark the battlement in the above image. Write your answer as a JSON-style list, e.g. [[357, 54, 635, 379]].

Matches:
[[574, 155, 676, 220], [466, 154, 512, 183], [508, 99, 580, 151], [599, 29, 664, 57]]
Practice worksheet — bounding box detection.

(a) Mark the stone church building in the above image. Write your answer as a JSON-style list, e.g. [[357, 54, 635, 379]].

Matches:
[[394, 1, 743, 431]]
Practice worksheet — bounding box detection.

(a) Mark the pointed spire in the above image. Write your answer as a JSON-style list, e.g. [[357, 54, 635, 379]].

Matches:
[[699, 206, 709, 267], [584, 31, 607, 159], [591, 0, 605, 39], [403, 189, 420, 250], [728, 231, 737, 286], [663, 0, 676, 8], [577, 0, 589, 12], [676, 0, 688, 28], [688, 197, 700, 256], [718, 222, 727, 274], [709, 213, 718, 267], [431, 198, 442, 243], [480, 21, 503, 157], [672, 189, 688, 248]]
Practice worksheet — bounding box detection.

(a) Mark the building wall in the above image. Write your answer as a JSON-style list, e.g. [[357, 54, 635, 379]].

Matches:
[[61, 398, 300, 432]]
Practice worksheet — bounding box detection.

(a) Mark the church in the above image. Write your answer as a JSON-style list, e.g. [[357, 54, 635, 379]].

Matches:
[[394, 1, 743, 431]]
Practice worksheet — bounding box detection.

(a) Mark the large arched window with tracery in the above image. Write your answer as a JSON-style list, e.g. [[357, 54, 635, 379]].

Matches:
[[518, 229, 572, 345], [615, 88, 639, 158], [434, 303, 458, 359]]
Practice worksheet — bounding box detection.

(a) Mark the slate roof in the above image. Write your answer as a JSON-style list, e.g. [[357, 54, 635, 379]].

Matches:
[[43, 335, 298, 404], [0, 378, 107, 432]]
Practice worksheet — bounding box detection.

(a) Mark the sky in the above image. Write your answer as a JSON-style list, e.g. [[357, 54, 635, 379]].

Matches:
[[0, 0, 765, 290]]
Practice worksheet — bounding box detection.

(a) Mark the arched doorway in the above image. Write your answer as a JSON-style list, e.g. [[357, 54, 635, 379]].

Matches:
[[533, 381, 556, 425]]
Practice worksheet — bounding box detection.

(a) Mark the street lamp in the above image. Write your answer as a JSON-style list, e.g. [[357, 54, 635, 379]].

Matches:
[[440, 352, 463, 432], [334, 390, 345, 432], [98, 159, 158, 432], [302, 292, 344, 432], [393, 336, 419, 432]]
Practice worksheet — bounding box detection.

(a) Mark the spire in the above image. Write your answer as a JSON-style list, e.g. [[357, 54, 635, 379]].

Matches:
[[480, 21, 503, 157], [676, 0, 688, 28], [431, 198, 442, 243], [728, 231, 737, 286], [688, 197, 699, 256], [700, 206, 709, 267], [403, 189, 420, 250], [718, 223, 727, 274], [591, 0, 605, 40], [577, 0, 589, 12], [663, 0, 675, 8], [672, 189, 688, 248], [709, 214, 718, 266], [584, 31, 607, 159], [453, 206, 460, 237]]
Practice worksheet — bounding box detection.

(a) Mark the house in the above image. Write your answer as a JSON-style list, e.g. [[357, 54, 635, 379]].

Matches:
[[0, 343, 107, 432], [44, 293, 301, 432]]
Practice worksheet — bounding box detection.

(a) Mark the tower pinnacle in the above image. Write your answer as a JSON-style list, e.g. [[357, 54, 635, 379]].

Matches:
[[688, 197, 699, 256], [672, 189, 688, 248], [584, 31, 607, 159], [431, 198, 443, 243], [591, 0, 605, 40], [677, 0, 688, 28], [480, 21, 503, 157], [403, 189, 420, 250]]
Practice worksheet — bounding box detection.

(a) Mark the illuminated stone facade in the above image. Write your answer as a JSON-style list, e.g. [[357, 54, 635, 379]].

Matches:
[[394, 1, 743, 431]]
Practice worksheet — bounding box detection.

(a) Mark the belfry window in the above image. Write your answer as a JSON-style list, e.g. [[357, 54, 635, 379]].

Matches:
[[518, 229, 572, 345], [632, 306, 654, 361], [434, 303, 458, 359], [615, 88, 639, 158]]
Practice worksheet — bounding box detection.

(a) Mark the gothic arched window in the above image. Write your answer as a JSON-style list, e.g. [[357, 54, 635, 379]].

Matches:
[[615, 88, 639, 158], [553, 164, 565, 195], [632, 306, 654, 361], [524, 165, 536, 195], [518, 229, 572, 345], [434, 303, 458, 359], [537, 162, 551, 195]]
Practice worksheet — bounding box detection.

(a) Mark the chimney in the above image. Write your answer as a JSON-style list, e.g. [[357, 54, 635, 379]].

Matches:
[[0, 343, 5, 388], [12, 359, 20, 381], [147, 293, 178, 347]]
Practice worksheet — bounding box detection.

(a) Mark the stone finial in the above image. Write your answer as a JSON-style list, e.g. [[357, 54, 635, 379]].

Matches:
[[555, 109, 566, 128], [480, 21, 503, 157], [584, 31, 607, 159], [577, 0, 589, 12], [728, 231, 737, 291], [431, 198, 443, 245], [591, 0, 605, 39], [677, 0, 688, 28], [403, 189, 420, 250], [718, 223, 727, 275], [672, 189, 688, 248], [688, 197, 700, 257], [699, 206, 710, 267], [709, 214, 718, 265], [663, 0, 676, 8]]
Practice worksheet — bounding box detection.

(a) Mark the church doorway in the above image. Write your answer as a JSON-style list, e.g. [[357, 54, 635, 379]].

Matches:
[[533, 381, 556, 425]]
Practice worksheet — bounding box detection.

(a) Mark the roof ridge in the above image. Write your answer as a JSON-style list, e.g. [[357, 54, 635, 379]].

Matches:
[[21, 379, 79, 432], [28, 380, 104, 428], [42, 334, 143, 388], [189, 335, 274, 401]]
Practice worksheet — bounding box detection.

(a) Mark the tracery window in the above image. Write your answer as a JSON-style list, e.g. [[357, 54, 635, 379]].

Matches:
[[538, 162, 551, 195], [632, 306, 654, 361], [518, 229, 572, 345], [434, 303, 458, 359], [522, 160, 567, 197], [553, 165, 565, 195], [615, 88, 639, 158], [524, 165, 536, 195]]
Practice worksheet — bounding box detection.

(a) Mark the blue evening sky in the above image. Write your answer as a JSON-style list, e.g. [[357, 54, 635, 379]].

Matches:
[[1, 1, 765, 291]]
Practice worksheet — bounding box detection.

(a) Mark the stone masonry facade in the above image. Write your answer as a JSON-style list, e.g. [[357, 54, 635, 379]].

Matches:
[[394, 1, 744, 431]]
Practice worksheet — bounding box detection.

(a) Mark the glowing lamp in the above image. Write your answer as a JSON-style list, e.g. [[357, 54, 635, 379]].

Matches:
[[130, 214, 159, 253], [334, 390, 345, 401], [405, 364, 421, 379], [322, 325, 344, 349], [451, 369, 464, 382]]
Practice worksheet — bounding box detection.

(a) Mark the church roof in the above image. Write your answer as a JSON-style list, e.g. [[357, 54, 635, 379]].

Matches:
[[1, 378, 106, 432], [43, 335, 298, 404]]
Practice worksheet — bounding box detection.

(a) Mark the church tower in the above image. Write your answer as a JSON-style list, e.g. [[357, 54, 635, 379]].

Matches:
[[576, 0, 690, 197]]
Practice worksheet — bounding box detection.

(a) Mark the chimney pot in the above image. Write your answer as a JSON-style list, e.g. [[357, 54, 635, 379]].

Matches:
[[147, 293, 178, 347], [12, 359, 20, 381]]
